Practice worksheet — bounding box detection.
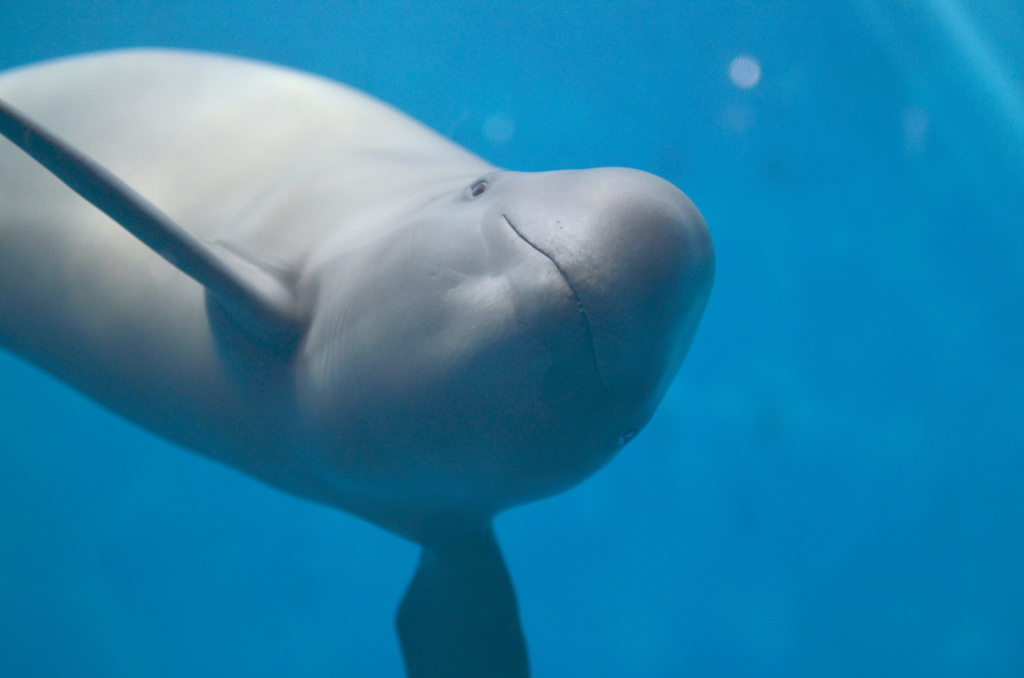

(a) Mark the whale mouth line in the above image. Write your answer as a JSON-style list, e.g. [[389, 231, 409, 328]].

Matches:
[[502, 214, 607, 394]]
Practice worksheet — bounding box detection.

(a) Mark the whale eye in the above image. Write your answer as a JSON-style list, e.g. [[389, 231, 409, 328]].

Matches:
[[619, 428, 639, 446], [466, 179, 488, 199]]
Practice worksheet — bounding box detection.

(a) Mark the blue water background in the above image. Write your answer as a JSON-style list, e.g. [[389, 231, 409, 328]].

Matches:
[[1, 1, 1022, 675]]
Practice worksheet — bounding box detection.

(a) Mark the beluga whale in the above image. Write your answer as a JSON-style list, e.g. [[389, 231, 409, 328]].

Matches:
[[0, 49, 714, 677]]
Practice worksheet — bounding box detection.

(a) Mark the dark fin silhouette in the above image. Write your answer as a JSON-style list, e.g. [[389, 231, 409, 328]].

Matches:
[[0, 97, 303, 346], [397, 525, 529, 678]]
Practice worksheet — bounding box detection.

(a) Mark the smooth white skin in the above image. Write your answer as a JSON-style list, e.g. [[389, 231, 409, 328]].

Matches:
[[0, 50, 713, 542]]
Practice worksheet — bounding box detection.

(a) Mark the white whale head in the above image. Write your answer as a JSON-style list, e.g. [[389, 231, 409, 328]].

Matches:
[[298, 167, 714, 512]]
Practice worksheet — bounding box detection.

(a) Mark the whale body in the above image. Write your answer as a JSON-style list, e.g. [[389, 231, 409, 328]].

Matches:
[[0, 50, 714, 677]]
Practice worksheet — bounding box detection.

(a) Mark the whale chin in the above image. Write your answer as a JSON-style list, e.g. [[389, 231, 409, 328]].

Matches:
[[294, 196, 616, 511]]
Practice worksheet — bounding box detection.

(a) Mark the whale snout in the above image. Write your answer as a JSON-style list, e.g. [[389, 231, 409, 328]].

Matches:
[[502, 168, 714, 429]]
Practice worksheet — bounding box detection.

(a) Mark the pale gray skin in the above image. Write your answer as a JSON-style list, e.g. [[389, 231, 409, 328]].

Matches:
[[0, 50, 714, 677]]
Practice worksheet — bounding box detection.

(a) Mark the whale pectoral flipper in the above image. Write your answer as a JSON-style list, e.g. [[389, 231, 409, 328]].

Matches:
[[0, 97, 302, 345], [396, 526, 529, 678]]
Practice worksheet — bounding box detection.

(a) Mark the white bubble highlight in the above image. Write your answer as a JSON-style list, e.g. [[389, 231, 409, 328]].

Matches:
[[729, 55, 762, 89]]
